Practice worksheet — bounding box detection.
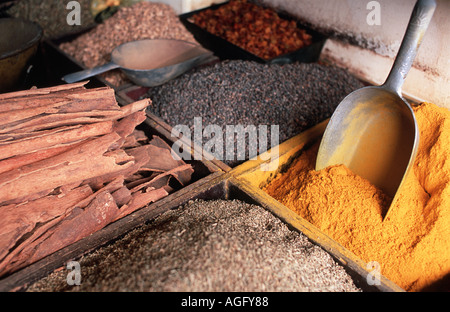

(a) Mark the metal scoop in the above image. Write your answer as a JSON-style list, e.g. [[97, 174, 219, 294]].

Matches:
[[316, 0, 436, 218], [62, 39, 216, 86]]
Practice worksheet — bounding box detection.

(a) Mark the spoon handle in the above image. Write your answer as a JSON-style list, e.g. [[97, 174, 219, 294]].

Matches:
[[383, 0, 436, 95], [62, 62, 120, 84]]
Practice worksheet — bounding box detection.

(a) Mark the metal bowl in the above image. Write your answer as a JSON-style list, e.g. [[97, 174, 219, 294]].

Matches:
[[0, 18, 43, 93]]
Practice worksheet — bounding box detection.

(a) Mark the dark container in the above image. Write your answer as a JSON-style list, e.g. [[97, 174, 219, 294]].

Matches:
[[179, 2, 328, 65], [0, 18, 42, 93]]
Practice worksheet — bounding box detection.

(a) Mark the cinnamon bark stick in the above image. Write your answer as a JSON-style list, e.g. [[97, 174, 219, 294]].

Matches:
[[0, 121, 113, 160], [119, 99, 151, 117], [0, 81, 88, 101], [0, 100, 71, 124], [0, 111, 122, 134], [0, 191, 118, 276], [129, 164, 193, 193], [114, 187, 168, 221], [28, 191, 119, 263], [0, 84, 115, 112], [0, 132, 132, 203], [0, 99, 149, 135], [0, 86, 116, 113], [83, 144, 151, 190], [0, 140, 86, 174], [141, 136, 194, 185]]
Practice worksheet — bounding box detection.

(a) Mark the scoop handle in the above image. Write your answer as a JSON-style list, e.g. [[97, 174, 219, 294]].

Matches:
[[383, 0, 436, 95], [62, 62, 120, 83]]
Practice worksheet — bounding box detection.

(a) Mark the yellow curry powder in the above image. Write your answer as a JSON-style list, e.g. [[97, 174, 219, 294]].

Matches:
[[264, 102, 450, 291]]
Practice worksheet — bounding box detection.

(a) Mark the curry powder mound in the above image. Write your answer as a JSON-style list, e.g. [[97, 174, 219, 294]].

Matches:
[[264, 102, 450, 291]]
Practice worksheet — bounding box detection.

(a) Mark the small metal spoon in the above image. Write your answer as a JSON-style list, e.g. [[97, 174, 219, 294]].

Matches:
[[63, 39, 216, 87]]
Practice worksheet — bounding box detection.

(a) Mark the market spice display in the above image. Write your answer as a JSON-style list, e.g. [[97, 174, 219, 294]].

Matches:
[[264, 102, 450, 292]]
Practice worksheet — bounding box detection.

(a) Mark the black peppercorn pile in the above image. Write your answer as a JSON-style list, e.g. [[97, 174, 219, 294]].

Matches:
[[146, 60, 364, 166]]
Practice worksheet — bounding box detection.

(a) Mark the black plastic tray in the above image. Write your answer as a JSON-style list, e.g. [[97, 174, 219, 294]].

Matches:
[[45, 28, 114, 89], [179, 2, 328, 64]]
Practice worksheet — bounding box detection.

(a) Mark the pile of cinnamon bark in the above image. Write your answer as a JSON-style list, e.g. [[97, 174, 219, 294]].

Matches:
[[0, 82, 193, 276]]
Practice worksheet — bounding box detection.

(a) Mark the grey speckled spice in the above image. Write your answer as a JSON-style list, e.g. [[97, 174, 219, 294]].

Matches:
[[146, 60, 364, 166], [7, 0, 95, 39], [27, 199, 361, 292]]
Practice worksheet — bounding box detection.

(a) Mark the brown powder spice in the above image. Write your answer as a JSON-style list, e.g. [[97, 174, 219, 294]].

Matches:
[[264, 102, 450, 292], [27, 199, 361, 292]]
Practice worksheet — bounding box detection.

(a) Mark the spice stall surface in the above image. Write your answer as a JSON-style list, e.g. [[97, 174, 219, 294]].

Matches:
[[1, 0, 446, 294]]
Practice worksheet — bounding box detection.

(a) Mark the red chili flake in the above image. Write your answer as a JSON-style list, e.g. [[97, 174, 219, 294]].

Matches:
[[191, 0, 313, 60]]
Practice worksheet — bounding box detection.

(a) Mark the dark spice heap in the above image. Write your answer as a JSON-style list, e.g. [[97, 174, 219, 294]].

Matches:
[[146, 60, 364, 166], [191, 0, 312, 60], [7, 0, 95, 39], [27, 199, 361, 292]]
